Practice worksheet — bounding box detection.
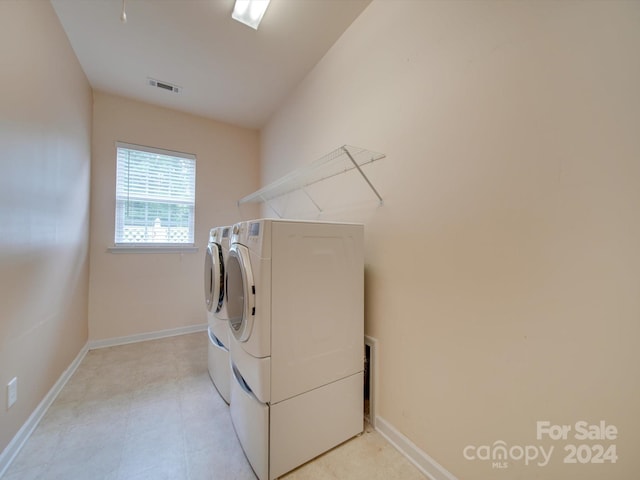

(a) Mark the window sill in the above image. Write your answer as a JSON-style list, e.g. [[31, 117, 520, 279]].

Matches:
[[108, 245, 199, 254]]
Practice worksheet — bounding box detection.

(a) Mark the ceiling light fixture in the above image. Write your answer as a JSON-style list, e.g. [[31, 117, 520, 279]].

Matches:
[[232, 0, 270, 30], [120, 0, 127, 23]]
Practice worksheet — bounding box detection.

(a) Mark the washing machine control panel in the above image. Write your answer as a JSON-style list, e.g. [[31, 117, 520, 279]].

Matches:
[[231, 222, 245, 244], [208, 227, 217, 243], [212, 227, 223, 243], [249, 222, 260, 237]]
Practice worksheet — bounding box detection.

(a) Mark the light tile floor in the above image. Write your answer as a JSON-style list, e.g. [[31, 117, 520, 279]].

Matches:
[[3, 333, 425, 480]]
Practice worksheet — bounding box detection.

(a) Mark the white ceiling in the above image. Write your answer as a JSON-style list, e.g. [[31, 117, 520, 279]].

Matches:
[[51, 0, 371, 129]]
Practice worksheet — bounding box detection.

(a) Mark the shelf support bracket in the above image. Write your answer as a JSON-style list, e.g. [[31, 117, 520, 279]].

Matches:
[[342, 146, 384, 205], [262, 194, 283, 219], [301, 187, 323, 214]]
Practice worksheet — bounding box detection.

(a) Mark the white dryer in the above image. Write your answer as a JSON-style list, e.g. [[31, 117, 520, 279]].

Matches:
[[204, 225, 232, 404], [226, 219, 364, 480]]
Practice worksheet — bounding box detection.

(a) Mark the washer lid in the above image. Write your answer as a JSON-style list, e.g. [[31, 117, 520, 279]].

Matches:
[[204, 243, 224, 313], [226, 243, 255, 342]]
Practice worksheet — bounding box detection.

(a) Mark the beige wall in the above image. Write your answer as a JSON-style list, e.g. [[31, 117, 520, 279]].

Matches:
[[0, 0, 92, 453], [89, 92, 259, 341], [262, 1, 640, 479]]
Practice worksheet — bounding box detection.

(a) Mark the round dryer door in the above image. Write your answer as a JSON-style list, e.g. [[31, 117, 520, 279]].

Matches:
[[226, 243, 255, 342], [204, 243, 224, 313]]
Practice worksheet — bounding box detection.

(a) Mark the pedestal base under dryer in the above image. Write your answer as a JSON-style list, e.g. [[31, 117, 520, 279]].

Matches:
[[207, 327, 230, 404], [230, 370, 363, 480]]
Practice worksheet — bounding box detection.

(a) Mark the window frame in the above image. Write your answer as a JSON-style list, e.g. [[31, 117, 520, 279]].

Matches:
[[110, 141, 198, 254]]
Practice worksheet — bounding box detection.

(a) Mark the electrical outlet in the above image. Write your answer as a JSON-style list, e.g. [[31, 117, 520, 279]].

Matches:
[[7, 377, 17, 409]]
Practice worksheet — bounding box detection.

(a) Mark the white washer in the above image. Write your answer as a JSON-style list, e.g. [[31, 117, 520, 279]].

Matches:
[[204, 225, 232, 404], [226, 219, 364, 480]]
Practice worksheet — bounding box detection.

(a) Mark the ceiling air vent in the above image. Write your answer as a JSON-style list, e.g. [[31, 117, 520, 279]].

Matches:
[[147, 78, 181, 94]]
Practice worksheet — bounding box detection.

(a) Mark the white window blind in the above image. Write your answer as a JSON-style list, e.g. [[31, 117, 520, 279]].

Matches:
[[115, 142, 196, 246]]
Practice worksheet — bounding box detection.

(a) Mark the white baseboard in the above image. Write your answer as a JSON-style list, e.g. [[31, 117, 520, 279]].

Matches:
[[0, 342, 89, 479], [375, 416, 458, 480], [88, 323, 207, 350]]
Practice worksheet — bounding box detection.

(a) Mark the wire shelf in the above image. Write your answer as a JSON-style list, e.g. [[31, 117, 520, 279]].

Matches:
[[238, 145, 385, 215]]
